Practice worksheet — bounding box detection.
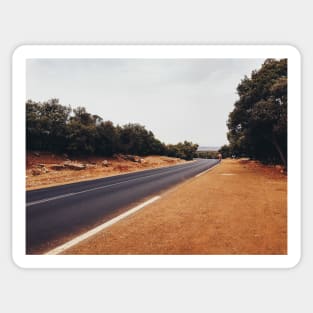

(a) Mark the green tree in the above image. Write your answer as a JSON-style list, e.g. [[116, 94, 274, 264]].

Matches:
[[26, 100, 199, 160], [26, 100, 42, 150], [166, 141, 198, 160], [95, 121, 118, 156], [66, 106, 97, 155], [26, 99, 71, 152], [227, 59, 287, 167], [118, 123, 162, 155], [66, 121, 96, 155], [218, 145, 232, 158], [70, 106, 101, 126]]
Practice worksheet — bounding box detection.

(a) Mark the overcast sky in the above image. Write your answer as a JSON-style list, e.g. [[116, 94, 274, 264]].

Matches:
[[27, 58, 265, 147]]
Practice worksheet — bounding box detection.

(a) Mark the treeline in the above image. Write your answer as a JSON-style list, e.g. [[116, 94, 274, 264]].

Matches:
[[220, 59, 287, 167], [194, 151, 219, 159], [26, 99, 198, 160]]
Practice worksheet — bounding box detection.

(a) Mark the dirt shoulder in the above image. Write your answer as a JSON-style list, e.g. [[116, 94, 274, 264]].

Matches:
[[63, 159, 287, 255], [26, 153, 186, 191]]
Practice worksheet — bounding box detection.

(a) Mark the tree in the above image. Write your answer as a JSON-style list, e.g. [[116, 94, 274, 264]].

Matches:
[[95, 121, 118, 156], [166, 141, 199, 160], [26, 100, 42, 150], [66, 106, 97, 155], [40, 99, 72, 152], [118, 123, 163, 155], [70, 106, 101, 126], [66, 121, 96, 155], [218, 145, 232, 158], [26, 99, 199, 160], [227, 59, 287, 167], [26, 99, 71, 152]]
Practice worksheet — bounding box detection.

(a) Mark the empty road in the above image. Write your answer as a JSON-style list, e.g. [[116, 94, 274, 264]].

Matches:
[[26, 158, 219, 254]]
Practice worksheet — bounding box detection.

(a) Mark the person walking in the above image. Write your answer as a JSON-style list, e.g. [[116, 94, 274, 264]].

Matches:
[[218, 153, 222, 162]]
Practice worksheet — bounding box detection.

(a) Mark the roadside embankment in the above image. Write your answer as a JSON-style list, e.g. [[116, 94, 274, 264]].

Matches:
[[63, 159, 287, 255], [26, 152, 186, 190]]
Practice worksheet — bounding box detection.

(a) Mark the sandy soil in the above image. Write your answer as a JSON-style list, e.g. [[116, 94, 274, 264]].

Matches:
[[63, 159, 287, 255], [26, 152, 186, 190]]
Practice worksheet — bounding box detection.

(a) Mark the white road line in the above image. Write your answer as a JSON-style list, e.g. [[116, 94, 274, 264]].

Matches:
[[195, 162, 220, 177], [44, 195, 161, 255], [27, 161, 199, 207], [27, 193, 76, 205]]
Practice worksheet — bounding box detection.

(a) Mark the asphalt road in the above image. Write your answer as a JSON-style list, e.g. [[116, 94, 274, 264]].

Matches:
[[26, 158, 219, 254]]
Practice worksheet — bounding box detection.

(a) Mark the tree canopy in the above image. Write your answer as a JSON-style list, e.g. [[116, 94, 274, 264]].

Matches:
[[26, 99, 199, 160], [223, 59, 287, 167]]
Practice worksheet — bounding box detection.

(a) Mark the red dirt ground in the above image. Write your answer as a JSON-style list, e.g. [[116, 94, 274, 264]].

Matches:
[[26, 152, 186, 190], [63, 159, 287, 255]]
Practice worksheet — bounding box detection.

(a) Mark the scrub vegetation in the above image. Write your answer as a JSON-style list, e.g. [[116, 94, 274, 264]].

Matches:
[[26, 99, 198, 161]]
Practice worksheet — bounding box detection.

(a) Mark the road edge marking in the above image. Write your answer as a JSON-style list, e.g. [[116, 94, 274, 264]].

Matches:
[[27, 162, 198, 207], [27, 159, 196, 193], [195, 162, 220, 177], [158, 160, 220, 198], [44, 195, 161, 255]]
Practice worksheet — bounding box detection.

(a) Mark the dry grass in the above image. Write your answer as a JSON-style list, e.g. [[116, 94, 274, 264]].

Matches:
[[63, 159, 287, 255]]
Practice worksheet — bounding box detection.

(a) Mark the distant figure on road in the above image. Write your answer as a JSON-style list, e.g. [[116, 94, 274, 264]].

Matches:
[[218, 153, 222, 162]]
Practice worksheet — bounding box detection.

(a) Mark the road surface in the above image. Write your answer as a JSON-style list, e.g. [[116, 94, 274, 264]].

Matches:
[[26, 158, 219, 254]]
